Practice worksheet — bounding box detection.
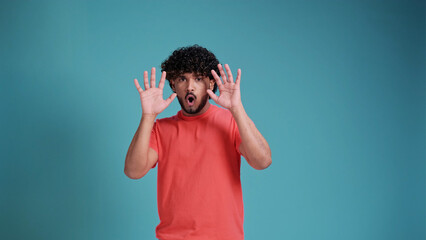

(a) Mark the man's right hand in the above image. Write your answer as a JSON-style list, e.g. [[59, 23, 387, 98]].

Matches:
[[134, 67, 177, 117]]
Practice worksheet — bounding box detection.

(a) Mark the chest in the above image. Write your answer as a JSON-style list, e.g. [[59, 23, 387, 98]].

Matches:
[[158, 119, 234, 160]]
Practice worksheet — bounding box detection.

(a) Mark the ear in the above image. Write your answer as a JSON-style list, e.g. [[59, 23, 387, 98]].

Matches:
[[171, 79, 176, 92], [209, 79, 215, 90]]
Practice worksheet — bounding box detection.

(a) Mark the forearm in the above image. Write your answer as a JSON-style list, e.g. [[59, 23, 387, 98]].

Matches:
[[124, 115, 156, 178], [230, 104, 272, 169]]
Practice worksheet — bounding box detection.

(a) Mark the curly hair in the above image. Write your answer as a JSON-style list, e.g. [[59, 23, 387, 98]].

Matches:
[[161, 44, 219, 98]]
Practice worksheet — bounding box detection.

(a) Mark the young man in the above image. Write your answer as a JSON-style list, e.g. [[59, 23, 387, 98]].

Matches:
[[124, 45, 272, 240]]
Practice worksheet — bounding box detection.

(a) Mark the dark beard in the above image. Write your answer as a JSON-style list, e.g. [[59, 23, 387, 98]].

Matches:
[[177, 93, 209, 115]]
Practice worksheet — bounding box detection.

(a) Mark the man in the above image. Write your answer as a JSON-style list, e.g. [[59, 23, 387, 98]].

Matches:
[[124, 45, 272, 240]]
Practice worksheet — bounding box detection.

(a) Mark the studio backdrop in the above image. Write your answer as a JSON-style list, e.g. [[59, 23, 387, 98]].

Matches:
[[1, 0, 424, 239]]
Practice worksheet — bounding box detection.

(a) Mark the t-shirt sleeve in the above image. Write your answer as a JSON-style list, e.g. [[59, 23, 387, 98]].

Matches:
[[232, 117, 242, 156], [149, 121, 159, 168]]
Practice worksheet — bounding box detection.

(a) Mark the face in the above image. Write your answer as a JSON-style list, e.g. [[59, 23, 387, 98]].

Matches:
[[171, 72, 215, 116]]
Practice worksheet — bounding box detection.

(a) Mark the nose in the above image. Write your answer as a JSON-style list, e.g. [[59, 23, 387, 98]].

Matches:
[[186, 79, 195, 92]]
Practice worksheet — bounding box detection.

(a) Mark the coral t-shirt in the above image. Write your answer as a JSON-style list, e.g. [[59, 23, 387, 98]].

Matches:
[[149, 104, 244, 240]]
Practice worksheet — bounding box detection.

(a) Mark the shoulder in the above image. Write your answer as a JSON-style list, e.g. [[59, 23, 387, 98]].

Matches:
[[212, 105, 233, 117], [154, 114, 179, 127], [211, 105, 236, 125]]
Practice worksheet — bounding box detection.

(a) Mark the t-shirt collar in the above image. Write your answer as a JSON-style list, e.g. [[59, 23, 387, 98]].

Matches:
[[177, 104, 218, 121]]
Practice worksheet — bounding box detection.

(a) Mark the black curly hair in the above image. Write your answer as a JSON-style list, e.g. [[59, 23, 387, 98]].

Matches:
[[161, 44, 219, 98]]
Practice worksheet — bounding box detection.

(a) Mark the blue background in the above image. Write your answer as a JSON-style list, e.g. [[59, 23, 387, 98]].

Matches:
[[1, 0, 424, 239]]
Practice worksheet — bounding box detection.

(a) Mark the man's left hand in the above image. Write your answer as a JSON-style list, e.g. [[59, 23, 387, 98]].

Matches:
[[207, 64, 243, 112]]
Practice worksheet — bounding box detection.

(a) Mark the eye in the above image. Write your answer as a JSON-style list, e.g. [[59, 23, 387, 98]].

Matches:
[[196, 77, 202, 81], [179, 77, 186, 82]]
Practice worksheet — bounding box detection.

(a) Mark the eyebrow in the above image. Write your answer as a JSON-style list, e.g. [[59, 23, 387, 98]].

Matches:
[[179, 74, 203, 78]]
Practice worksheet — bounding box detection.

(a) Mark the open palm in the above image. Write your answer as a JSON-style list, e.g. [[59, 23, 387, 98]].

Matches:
[[134, 67, 176, 117], [207, 64, 242, 110]]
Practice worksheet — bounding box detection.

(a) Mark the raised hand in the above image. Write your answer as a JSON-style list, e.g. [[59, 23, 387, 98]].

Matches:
[[134, 67, 177, 117], [207, 64, 242, 111]]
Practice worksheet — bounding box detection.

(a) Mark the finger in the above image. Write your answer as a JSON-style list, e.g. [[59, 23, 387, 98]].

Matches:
[[164, 93, 177, 106], [150, 67, 156, 88], [218, 64, 228, 83], [158, 71, 166, 90], [224, 64, 234, 83], [134, 78, 143, 93], [143, 71, 149, 89], [211, 69, 223, 87], [206, 89, 219, 103], [235, 69, 241, 86]]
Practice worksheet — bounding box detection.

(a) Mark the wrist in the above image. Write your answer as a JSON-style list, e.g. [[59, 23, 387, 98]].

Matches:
[[141, 113, 157, 121], [229, 103, 245, 115]]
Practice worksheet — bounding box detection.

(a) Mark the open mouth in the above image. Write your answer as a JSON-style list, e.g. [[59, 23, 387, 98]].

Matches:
[[186, 94, 196, 106]]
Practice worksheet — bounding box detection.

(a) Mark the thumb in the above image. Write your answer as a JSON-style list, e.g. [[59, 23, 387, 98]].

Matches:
[[165, 93, 177, 106], [206, 90, 218, 103]]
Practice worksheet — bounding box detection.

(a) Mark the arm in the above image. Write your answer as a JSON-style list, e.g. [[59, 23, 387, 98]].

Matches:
[[124, 67, 176, 179], [207, 63, 272, 170], [124, 115, 158, 179], [230, 104, 272, 170]]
